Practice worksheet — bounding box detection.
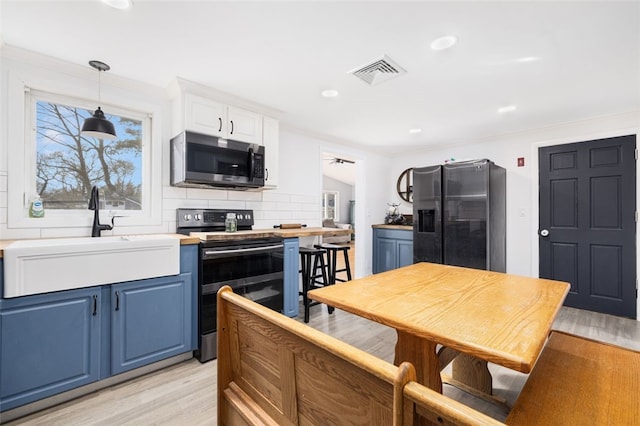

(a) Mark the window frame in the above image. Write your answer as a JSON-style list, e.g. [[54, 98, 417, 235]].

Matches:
[[7, 67, 163, 231]]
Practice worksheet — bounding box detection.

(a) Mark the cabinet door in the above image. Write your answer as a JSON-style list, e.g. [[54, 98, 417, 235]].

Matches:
[[228, 106, 263, 144], [397, 240, 414, 268], [0, 288, 101, 411], [262, 116, 280, 188], [111, 273, 192, 375], [373, 236, 398, 274], [283, 238, 299, 317], [184, 93, 227, 137]]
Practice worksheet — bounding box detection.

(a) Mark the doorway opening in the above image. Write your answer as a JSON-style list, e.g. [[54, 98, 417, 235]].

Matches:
[[322, 152, 356, 279]]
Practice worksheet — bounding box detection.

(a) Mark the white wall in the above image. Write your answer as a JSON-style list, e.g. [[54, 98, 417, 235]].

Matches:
[[390, 111, 640, 313]]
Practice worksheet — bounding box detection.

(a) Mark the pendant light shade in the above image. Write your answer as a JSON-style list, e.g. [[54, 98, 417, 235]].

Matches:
[[82, 107, 116, 140], [82, 60, 116, 140]]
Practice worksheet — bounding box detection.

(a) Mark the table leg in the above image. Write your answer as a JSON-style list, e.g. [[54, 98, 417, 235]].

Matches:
[[450, 354, 492, 395], [394, 331, 442, 393]]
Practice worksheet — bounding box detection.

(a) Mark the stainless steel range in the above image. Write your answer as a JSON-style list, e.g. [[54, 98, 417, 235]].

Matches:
[[177, 208, 284, 362]]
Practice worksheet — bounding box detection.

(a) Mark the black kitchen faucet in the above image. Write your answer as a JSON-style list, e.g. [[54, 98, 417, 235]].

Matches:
[[88, 186, 114, 237]]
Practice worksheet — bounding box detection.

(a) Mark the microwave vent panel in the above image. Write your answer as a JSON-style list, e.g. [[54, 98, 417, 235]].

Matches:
[[348, 55, 407, 86]]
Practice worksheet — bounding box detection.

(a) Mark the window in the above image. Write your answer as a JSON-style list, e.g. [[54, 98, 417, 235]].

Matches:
[[6, 65, 162, 231], [33, 93, 144, 211], [322, 191, 339, 221]]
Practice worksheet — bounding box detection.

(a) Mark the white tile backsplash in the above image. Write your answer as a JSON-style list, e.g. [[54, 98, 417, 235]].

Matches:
[[290, 194, 318, 204], [262, 192, 291, 202], [186, 187, 228, 200], [207, 199, 246, 209], [162, 186, 187, 199], [246, 201, 277, 211], [227, 191, 263, 201]]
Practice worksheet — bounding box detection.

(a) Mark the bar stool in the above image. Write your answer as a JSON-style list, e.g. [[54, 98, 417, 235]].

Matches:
[[299, 246, 332, 323], [314, 243, 352, 284]]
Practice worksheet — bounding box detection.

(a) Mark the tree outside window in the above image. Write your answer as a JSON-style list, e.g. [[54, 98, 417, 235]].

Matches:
[[35, 100, 142, 210]]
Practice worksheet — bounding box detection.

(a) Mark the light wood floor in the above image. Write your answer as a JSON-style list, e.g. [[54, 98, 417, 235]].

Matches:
[[4, 273, 640, 425]]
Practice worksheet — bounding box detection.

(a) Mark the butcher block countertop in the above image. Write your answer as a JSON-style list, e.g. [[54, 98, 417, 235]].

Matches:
[[372, 224, 413, 230], [192, 227, 352, 241], [0, 234, 199, 258]]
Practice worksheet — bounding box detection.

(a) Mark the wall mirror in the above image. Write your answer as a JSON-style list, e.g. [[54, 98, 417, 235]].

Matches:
[[396, 168, 413, 202]]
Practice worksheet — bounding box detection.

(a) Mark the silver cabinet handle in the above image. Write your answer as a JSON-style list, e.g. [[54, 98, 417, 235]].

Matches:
[[540, 229, 550, 237]]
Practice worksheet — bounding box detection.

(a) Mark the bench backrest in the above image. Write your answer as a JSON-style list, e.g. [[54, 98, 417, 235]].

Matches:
[[217, 286, 416, 425]]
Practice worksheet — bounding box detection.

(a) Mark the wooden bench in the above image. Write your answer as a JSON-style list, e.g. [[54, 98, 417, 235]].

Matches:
[[403, 330, 640, 425], [217, 288, 640, 425], [217, 285, 417, 425]]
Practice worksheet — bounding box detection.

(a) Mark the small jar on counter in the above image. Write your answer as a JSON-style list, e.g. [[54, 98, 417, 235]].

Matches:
[[225, 212, 237, 232]]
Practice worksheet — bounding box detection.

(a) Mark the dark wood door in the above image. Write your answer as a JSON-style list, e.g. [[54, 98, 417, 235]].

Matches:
[[539, 135, 636, 318]]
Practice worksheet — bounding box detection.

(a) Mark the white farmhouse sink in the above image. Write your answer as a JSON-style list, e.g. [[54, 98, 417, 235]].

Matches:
[[3, 235, 180, 298]]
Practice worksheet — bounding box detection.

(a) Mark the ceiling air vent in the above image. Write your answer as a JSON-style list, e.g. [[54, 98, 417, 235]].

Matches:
[[348, 54, 407, 86]]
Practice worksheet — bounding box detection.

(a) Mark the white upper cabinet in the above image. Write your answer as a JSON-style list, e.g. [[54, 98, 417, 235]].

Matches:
[[184, 93, 227, 137], [227, 106, 262, 145], [178, 93, 263, 144], [262, 116, 279, 188]]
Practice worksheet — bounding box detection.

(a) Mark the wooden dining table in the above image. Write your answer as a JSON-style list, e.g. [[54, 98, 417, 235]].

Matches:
[[308, 262, 570, 398]]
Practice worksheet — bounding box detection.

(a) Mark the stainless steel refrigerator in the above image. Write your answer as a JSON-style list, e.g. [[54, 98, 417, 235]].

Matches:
[[413, 159, 506, 272]]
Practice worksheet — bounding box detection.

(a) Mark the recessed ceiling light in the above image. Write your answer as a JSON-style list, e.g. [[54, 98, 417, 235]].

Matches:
[[409, 128, 423, 134], [516, 56, 540, 63], [101, 0, 132, 10], [321, 89, 339, 98], [430, 36, 458, 51], [497, 105, 517, 114]]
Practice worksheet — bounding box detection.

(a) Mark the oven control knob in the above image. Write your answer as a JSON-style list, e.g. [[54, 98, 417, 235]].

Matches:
[[194, 214, 201, 221], [184, 214, 192, 221], [246, 214, 251, 220]]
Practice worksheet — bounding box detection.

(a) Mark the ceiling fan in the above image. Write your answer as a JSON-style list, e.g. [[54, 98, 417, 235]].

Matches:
[[324, 157, 355, 165]]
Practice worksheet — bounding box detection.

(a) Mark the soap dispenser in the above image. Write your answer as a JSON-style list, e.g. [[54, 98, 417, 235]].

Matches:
[[29, 195, 45, 218]]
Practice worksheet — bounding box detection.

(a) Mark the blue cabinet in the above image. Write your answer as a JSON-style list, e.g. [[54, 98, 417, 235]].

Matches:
[[0, 244, 199, 412], [111, 273, 192, 375], [0, 287, 101, 411], [283, 238, 299, 317], [372, 228, 414, 274]]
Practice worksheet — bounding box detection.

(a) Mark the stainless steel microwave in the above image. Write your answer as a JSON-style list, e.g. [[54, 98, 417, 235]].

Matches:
[[170, 131, 265, 189]]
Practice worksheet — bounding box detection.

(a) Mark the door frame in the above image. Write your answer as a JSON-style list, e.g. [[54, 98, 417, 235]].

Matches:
[[529, 127, 640, 320]]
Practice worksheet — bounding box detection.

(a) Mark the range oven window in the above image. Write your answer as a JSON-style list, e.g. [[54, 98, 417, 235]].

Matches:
[[201, 245, 283, 286], [198, 237, 284, 362]]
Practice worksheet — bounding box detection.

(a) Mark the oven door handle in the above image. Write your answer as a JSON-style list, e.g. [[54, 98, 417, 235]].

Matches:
[[201, 271, 284, 295], [203, 244, 284, 257]]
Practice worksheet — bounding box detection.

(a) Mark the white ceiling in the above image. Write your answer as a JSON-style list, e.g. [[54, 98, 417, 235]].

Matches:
[[1, 1, 639, 153]]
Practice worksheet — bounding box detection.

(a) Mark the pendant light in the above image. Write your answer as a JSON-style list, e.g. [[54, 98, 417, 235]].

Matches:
[[81, 60, 116, 140]]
